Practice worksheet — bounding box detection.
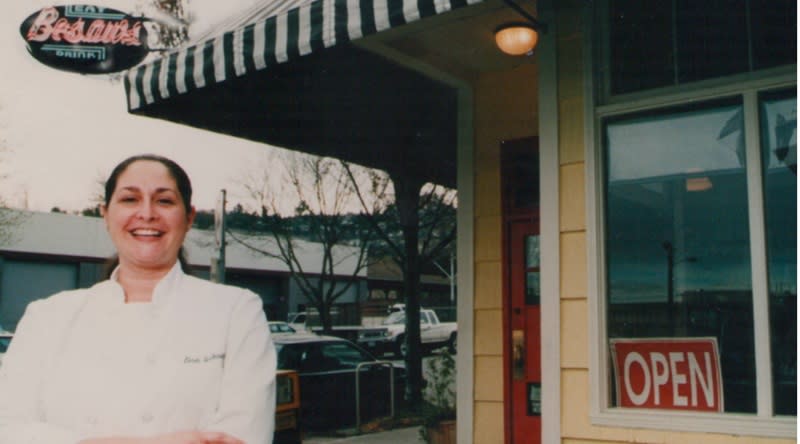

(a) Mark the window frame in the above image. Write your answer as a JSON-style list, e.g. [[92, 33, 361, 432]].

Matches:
[[586, 3, 797, 437]]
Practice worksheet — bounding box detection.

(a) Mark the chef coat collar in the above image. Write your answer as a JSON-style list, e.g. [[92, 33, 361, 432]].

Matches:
[[107, 261, 183, 308]]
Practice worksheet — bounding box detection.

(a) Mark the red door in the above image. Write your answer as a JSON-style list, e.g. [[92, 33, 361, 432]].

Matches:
[[500, 137, 540, 444], [507, 220, 541, 443]]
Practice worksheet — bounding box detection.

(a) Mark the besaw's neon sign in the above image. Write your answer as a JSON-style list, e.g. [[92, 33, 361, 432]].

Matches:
[[20, 5, 149, 74]]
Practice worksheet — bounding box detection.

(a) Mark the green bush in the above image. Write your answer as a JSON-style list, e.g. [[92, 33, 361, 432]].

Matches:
[[419, 351, 456, 442]]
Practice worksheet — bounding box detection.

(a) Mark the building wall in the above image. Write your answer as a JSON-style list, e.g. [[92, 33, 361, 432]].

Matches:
[[554, 1, 794, 443], [472, 61, 538, 443], [470, 1, 794, 442], [0, 211, 369, 332]]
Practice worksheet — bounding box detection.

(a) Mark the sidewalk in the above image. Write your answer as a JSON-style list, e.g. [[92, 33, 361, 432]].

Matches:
[[303, 426, 423, 443]]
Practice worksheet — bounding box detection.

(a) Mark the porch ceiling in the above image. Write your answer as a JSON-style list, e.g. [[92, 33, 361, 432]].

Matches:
[[361, 0, 539, 80]]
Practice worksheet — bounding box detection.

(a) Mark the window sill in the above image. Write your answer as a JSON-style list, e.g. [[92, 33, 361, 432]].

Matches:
[[591, 408, 796, 439]]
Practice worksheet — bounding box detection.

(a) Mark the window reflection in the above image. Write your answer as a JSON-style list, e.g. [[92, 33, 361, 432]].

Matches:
[[525, 235, 540, 305], [525, 235, 540, 268], [604, 100, 757, 413], [759, 90, 797, 415], [526, 272, 540, 305]]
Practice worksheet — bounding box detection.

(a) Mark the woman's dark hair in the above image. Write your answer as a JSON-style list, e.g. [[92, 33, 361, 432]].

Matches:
[[104, 154, 192, 211], [102, 154, 194, 277]]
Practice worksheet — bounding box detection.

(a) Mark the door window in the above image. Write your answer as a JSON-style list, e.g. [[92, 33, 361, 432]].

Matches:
[[525, 235, 540, 305]]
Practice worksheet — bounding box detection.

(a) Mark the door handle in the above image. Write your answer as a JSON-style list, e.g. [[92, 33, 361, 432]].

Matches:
[[512, 329, 525, 380]]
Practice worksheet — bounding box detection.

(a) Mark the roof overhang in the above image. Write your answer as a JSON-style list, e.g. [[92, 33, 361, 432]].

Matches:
[[124, 0, 489, 187]]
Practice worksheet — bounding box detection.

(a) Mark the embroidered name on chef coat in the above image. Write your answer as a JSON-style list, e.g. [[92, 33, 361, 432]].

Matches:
[[183, 353, 225, 364]]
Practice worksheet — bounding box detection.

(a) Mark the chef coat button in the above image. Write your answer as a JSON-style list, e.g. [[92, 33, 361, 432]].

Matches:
[[141, 412, 154, 423], [146, 353, 157, 364]]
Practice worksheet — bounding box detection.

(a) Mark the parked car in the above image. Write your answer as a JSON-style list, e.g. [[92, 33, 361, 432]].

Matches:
[[0, 329, 12, 368], [270, 321, 300, 337], [357, 309, 457, 357], [274, 334, 405, 430], [273, 369, 302, 444], [287, 312, 308, 332], [286, 311, 365, 342], [386, 303, 405, 314]]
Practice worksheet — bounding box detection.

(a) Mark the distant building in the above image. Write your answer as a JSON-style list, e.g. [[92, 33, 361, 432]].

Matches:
[[0, 210, 366, 330], [365, 256, 456, 323]]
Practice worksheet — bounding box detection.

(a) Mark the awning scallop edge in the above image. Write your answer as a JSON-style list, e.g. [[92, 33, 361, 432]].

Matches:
[[124, 0, 483, 111]]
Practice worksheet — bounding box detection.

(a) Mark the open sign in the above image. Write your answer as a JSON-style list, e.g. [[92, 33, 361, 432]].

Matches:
[[610, 337, 723, 412]]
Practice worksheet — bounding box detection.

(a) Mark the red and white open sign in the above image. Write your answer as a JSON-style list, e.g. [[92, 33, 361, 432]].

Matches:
[[610, 337, 723, 412]]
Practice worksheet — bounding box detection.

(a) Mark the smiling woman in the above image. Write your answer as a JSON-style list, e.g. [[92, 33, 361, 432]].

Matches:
[[100, 156, 197, 295], [0, 154, 277, 444]]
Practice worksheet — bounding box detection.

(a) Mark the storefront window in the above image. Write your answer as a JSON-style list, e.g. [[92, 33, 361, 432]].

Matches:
[[759, 90, 797, 415], [604, 99, 758, 413], [606, 0, 796, 96]]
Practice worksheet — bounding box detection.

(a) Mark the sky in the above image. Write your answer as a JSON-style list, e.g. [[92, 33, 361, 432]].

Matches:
[[0, 0, 296, 213]]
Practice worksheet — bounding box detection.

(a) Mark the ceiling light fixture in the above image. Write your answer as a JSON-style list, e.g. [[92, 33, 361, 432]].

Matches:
[[494, 23, 539, 56], [494, 0, 548, 56]]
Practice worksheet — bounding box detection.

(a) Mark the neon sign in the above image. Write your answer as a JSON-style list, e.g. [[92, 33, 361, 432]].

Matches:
[[20, 5, 149, 74]]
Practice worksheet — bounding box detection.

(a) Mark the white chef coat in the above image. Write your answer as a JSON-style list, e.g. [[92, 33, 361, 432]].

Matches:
[[0, 262, 276, 444]]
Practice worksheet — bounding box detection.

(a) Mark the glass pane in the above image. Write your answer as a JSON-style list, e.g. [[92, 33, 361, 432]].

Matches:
[[0, 337, 9, 353], [604, 100, 757, 413], [525, 235, 540, 268], [751, 0, 798, 70], [605, 0, 795, 97], [609, 0, 674, 94], [501, 138, 540, 213], [323, 343, 371, 369], [526, 272, 540, 305], [759, 91, 797, 416], [675, 0, 748, 83]]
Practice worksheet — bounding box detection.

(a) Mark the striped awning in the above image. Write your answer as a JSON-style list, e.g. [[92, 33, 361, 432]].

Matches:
[[124, 0, 483, 111]]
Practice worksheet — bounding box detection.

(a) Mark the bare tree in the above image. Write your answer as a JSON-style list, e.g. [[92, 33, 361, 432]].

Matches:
[[147, 0, 189, 50], [230, 153, 376, 333], [0, 108, 27, 245], [78, 171, 107, 217], [126, 0, 189, 58], [344, 163, 457, 407]]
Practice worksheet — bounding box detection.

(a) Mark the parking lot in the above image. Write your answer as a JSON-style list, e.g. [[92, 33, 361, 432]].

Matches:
[[273, 331, 455, 442], [299, 351, 451, 443]]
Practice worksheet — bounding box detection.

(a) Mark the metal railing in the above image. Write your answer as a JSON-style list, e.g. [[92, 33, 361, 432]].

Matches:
[[354, 360, 395, 433]]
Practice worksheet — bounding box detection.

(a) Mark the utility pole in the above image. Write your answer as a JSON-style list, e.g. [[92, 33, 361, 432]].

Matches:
[[210, 189, 226, 283], [663, 241, 675, 334], [662, 240, 697, 335], [433, 251, 456, 305]]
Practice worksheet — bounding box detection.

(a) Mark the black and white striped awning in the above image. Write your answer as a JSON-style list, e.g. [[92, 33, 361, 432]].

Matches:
[[124, 0, 483, 111]]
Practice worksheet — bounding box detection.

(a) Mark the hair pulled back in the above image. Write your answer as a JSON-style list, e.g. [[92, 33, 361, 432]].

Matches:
[[104, 154, 193, 211], [102, 154, 194, 277]]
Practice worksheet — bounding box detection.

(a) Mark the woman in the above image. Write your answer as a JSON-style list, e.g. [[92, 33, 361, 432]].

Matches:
[[0, 155, 276, 444]]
